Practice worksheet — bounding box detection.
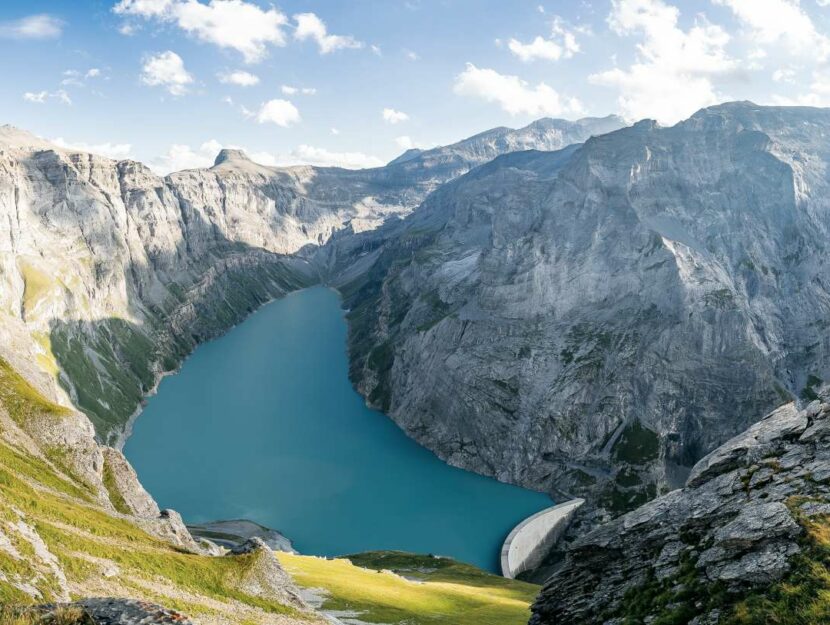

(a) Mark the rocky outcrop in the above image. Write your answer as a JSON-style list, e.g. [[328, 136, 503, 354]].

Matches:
[[529, 393, 830, 624], [187, 519, 295, 553], [343, 102, 830, 509], [30, 598, 193, 624], [228, 538, 308, 610], [100, 447, 160, 518]]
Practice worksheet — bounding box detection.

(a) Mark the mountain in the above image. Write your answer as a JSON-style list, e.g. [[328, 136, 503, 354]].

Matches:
[[0, 115, 620, 445], [340, 102, 830, 513], [530, 392, 830, 624]]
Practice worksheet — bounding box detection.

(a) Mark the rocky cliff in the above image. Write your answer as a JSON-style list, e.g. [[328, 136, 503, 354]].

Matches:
[[530, 391, 830, 624], [342, 102, 830, 512], [0, 115, 620, 446]]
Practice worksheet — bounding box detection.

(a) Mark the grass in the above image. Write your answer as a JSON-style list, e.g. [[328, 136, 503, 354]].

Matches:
[[612, 421, 660, 464], [608, 501, 830, 625], [278, 550, 539, 625], [0, 357, 71, 429], [0, 357, 534, 625], [18, 260, 53, 317], [0, 605, 89, 625], [723, 507, 830, 624], [101, 460, 131, 515], [0, 358, 310, 620]]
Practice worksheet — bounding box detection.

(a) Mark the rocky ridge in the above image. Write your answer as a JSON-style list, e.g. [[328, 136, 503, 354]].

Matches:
[[341, 102, 830, 511], [0, 115, 620, 446], [530, 391, 830, 624]]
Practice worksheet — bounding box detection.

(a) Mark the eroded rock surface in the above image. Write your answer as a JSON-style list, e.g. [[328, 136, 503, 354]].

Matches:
[[529, 394, 830, 624]]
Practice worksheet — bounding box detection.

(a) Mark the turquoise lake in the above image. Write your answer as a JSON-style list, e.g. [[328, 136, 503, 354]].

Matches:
[[124, 286, 552, 572]]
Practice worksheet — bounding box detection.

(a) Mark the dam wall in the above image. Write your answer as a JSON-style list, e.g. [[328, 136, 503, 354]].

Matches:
[[500, 498, 584, 579]]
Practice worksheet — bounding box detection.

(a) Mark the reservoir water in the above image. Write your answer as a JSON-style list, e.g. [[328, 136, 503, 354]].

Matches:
[[124, 286, 552, 572]]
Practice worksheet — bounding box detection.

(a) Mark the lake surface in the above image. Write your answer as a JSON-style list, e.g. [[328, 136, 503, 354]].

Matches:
[[124, 286, 551, 572]]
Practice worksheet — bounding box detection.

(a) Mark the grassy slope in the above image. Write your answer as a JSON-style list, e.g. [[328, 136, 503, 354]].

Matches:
[[0, 358, 308, 623], [279, 551, 539, 625], [0, 358, 541, 624]]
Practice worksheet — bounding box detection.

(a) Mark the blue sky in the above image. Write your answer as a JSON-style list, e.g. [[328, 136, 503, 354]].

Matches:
[[1, 0, 829, 173]]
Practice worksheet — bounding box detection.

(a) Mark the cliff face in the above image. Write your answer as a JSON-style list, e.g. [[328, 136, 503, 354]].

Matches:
[[530, 392, 830, 625], [343, 102, 830, 510], [0, 116, 620, 445]]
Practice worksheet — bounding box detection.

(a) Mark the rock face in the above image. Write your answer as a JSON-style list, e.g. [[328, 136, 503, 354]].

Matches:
[[529, 394, 830, 624], [187, 519, 296, 553], [228, 538, 308, 610], [343, 102, 830, 508], [0, 115, 620, 446], [33, 598, 194, 625]]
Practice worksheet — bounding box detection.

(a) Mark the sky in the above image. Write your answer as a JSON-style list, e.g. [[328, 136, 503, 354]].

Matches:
[[1, 0, 830, 174]]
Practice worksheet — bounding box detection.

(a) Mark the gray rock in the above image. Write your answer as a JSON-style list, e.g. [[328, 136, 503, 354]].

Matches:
[[530, 399, 830, 624]]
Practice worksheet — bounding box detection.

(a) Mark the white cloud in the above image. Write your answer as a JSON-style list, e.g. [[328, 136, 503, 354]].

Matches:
[[51, 138, 132, 160], [114, 0, 173, 18], [281, 85, 316, 95], [218, 70, 259, 86], [280, 145, 383, 169], [330, 127, 340, 135], [293, 12, 362, 54], [382, 108, 409, 124], [23, 90, 71, 105], [0, 14, 63, 39], [396, 136, 416, 150], [114, 0, 289, 63], [507, 16, 581, 62], [394, 136, 435, 150], [404, 49, 419, 61], [588, 0, 736, 124], [454, 63, 583, 116], [772, 67, 796, 83], [713, 0, 830, 60], [62, 68, 103, 86], [508, 37, 566, 62], [151, 139, 382, 174], [141, 50, 193, 96], [150, 139, 223, 174], [371, 44, 382, 56], [256, 99, 301, 127]]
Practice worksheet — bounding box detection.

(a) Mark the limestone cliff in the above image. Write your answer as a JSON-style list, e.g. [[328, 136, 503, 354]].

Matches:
[[0, 115, 619, 445], [342, 102, 830, 511], [530, 392, 830, 624]]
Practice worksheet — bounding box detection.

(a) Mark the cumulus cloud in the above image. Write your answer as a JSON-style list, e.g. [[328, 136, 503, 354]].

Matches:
[[454, 63, 583, 116], [23, 90, 71, 105], [141, 50, 193, 95], [51, 138, 132, 160], [382, 108, 409, 124], [150, 139, 222, 174], [255, 99, 301, 127], [150, 139, 382, 174], [293, 12, 362, 54], [588, 0, 736, 124], [394, 136, 435, 150], [713, 0, 830, 60], [61, 68, 103, 87], [276, 145, 383, 169], [507, 17, 581, 62], [218, 70, 259, 86], [0, 14, 63, 39], [281, 85, 316, 95], [114, 0, 289, 63]]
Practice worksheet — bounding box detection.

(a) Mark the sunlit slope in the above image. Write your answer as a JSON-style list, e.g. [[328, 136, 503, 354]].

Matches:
[[279, 550, 539, 625]]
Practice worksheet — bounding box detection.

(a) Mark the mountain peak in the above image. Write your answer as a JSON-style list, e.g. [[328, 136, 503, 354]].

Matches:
[[213, 148, 252, 167]]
